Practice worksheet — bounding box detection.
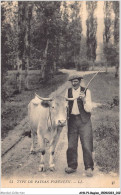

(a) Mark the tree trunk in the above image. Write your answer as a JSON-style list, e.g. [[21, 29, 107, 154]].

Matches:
[[53, 61, 57, 73], [53, 38, 59, 74], [25, 59, 29, 90], [74, 49, 78, 70], [24, 3, 33, 90], [105, 62, 108, 73], [91, 60, 95, 70], [115, 64, 119, 78], [17, 2, 23, 93], [16, 57, 22, 93], [74, 58, 78, 70], [41, 39, 49, 80], [24, 4, 29, 90], [1, 3, 8, 102]]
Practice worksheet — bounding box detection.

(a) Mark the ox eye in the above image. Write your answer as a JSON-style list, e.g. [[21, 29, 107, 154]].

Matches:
[[52, 106, 55, 109]]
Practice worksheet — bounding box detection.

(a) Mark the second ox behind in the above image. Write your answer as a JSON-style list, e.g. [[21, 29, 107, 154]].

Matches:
[[28, 93, 67, 171]]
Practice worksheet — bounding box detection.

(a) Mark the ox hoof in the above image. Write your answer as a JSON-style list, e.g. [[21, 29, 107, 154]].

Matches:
[[30, 150, 36, 154], [49, 164, 55, 172], [39, 164, 46, 172]]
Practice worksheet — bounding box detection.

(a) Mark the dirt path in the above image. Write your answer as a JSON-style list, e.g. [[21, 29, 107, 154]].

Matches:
[[1, 69, 119, 188]]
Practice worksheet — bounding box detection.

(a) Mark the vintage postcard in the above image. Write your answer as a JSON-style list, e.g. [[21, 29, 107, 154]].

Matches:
[[1, 0, 120, 194]]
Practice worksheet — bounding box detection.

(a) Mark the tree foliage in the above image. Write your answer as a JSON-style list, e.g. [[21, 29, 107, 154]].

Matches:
[[69, 2, 82, 69], [86, 2, 97, 64], [112, 1, 119, 77], [1, 1, 119, 99], [30, 2, 62, 80], [112, 1, 119, 45], [103, 2, 113, 44], [59, 2, 82, 69], [103, 1, 119, 74], [15, 2, 34, 92], [1, 1, 82, 77], [103, 43, 118, 66], [1, 2, 11, 101]]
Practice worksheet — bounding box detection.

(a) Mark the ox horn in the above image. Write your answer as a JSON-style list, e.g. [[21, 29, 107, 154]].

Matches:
[[35, 93, 53, 101]]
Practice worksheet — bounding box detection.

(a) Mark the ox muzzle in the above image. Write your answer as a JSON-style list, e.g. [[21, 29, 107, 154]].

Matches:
[[58, 119, 66, 127]]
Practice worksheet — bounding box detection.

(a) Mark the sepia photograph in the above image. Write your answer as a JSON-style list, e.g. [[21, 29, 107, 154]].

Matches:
[[1, 0, 120, 192]]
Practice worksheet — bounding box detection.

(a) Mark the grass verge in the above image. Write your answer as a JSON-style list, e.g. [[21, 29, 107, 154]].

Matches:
[[84, 72, 119, 173]]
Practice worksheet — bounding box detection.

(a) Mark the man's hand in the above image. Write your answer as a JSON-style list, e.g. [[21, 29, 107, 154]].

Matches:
[[79, 92, 86, 103]]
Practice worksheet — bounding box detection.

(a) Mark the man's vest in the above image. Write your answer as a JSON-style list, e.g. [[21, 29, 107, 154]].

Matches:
[[68, 86, 91, 123]]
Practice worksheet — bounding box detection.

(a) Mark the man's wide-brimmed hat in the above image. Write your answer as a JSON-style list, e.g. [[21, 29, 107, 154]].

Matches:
[[68, 74, 83, 81]]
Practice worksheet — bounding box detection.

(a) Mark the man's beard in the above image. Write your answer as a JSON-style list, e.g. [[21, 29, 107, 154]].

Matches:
[[72, 85, 80, 89]]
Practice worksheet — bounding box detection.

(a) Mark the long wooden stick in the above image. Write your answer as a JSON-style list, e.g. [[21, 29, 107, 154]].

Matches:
[[83, 69, 101, 93]]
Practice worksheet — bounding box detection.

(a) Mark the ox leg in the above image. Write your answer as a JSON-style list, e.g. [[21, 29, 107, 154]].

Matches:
[[37, 132, 46, 172], [49, 146, 55, 171], [30, 130, 36, 154], [39, 150, 46, 172], [49, 128, 62, 171]]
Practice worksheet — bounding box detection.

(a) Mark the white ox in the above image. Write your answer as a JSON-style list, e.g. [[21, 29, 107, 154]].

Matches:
[[28, 94, 67, 171]]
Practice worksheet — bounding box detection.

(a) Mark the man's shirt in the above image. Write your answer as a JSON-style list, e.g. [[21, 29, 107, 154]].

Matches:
[[65, 86, 92, 115]]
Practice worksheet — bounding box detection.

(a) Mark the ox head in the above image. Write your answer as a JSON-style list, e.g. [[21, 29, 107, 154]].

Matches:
[[50, 96, 67, 127], [35, 93, 67, 128]]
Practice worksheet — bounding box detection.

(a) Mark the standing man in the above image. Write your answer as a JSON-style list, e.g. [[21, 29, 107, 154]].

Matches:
[[65, 74, 94, 177]]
